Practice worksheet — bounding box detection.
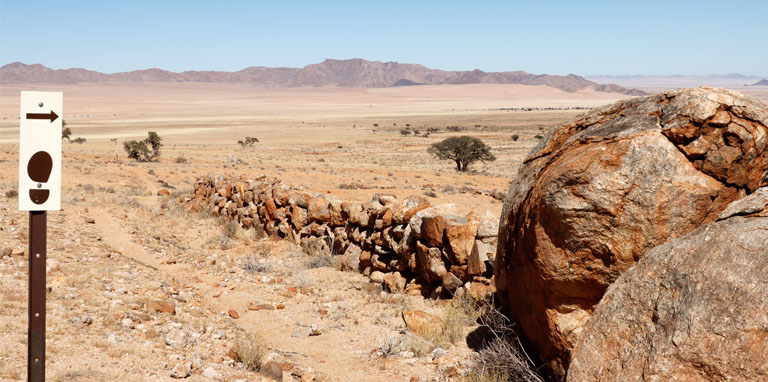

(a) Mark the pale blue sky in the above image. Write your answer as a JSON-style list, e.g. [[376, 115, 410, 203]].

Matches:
[[1, 0, 766, 76]]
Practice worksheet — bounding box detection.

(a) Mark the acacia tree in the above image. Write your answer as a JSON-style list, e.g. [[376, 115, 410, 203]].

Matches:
[[123, 131, 163, 162], [428, 136, 496, 171]]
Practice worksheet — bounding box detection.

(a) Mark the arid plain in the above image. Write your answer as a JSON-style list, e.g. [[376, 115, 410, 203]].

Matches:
[[0, 82, 766, 381]]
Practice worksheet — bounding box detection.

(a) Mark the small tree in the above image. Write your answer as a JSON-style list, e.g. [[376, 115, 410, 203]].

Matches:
[[124, 131, 162, 162], [237, 136, 259, 148], [62, 121, 72, 141], [428, 136, 496, 171]]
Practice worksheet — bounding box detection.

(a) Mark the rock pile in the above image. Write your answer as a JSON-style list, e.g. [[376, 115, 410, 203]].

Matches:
[[496, 87, 768, 379], [183, 176, 498, 299]]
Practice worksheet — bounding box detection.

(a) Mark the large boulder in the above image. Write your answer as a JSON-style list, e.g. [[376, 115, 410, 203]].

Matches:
[[568, 189, 768, 381], [496, 87, 768, 378]]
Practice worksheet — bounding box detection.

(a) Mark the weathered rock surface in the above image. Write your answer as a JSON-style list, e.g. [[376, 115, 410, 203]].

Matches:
[[568, 190, 768, 381], [496, 87, 768, 378], [402, 310, 444, 339]]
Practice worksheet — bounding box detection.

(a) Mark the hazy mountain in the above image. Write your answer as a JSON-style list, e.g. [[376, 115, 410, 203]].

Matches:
[[751, 79, 768, 86], [1, 59, 645, 95], [587, 74, 766, 89]]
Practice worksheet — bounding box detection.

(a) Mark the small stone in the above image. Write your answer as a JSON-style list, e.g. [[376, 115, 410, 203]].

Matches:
[[170, 362, 191, 379], [107, 333, 119, 344], [369, 271, 385, 284], [157, 189, 171, 196], [121, 318, 134, 329], [309, 324, 322, 336], [260, 361, 284, 381], [84, 217, 96, 224], [211, 329, 227, 340], [165, 329, 193, 348], [383, 272, 406, 294], [228, 309, 240, 319], [79, 314, 93, 326], [0, 247, 11, 258], [276, 304, 285, 310], [301, 374, 316, 382], [202, 366, 223, 380], [146, 300, 176, 315]]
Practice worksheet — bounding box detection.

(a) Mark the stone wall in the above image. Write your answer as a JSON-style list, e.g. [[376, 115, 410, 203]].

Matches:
[[182, 174, 498, 300]]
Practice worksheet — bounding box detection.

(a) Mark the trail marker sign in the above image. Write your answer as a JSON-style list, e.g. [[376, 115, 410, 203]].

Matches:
[[19, 90, 61, 382], [19, 91, 62, 211]]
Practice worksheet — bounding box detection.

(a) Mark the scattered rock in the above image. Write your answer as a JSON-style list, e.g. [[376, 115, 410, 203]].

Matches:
[[170, 362, 191, 379], [146, 300, 176, 315], [402, 310, 444, 339], [441, 272, 462, 293], [0, 247, 11, 258], [107, 333, 119, 345], [228, 309, 240, 319], [165, 329, 194, 348], [157, 189, 171, 196], [202, 366, 223, 380], [260, 361, 284, 381], [369, 271, 385, 284], [382, 272, 406, 293], [84, 217, 95, 224]]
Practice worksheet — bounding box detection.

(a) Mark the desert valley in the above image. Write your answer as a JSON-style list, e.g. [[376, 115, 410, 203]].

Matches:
[[1, 57, 767, 382]]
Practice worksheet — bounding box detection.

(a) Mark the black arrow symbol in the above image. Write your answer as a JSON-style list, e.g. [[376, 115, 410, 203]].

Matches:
[[26, 111, 59, 123]]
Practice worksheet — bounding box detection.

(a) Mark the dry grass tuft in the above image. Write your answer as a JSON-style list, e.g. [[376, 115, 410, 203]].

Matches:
[[232, 332, 267, 371]]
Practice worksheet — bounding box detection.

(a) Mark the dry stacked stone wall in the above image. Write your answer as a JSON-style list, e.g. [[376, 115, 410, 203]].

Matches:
[[183, 174, 498, 299]]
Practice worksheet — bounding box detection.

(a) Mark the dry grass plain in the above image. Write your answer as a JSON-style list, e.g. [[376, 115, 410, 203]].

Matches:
[[0, 83, 626, 381]]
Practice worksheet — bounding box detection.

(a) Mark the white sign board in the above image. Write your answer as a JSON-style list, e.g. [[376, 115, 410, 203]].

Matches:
[[19, 91, 62, 211]]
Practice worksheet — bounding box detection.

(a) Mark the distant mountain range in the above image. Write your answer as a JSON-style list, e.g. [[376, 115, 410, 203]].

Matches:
[[0, 59, 645, 95], [587, 74, 767, 89], [751, 79, 768, 86]]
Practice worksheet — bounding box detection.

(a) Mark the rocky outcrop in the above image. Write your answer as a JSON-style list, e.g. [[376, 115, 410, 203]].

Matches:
[[183, 175, 498, 300], [495, 87, 768, 378], [568, 189, 768, 381]]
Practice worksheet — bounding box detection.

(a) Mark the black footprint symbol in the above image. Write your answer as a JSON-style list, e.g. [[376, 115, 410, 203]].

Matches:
[[28, 151, 52, 205]]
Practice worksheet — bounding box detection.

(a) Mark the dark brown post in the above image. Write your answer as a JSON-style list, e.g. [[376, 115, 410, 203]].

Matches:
[[28, 211, 46, 382]]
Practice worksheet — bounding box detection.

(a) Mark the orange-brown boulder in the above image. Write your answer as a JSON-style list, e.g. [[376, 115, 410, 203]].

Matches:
[[402, 310, 444, 339], [496, 87, 768, 379], [568, 190, 768, 382], [307, 197, 331, 222]]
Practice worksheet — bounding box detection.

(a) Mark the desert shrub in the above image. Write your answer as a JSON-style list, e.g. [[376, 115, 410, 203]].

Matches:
[[460, 297, 544, 382], [534, 135, 543, 140], [460, 338, 544, 382], [231, 332, 267, 371], [174, 156, 187, 164], [428, 136, 496, 171], [511, 134, 519, 141], [446, 125, 462, 132], [375, 333, 402, 358], [71, 137, 86, 144], [400, 129, 412, 136], [237, 136, 259, 148], [5, 189, 18, 198], [62, 124, 72, 141], [123, 131, 162, 162]]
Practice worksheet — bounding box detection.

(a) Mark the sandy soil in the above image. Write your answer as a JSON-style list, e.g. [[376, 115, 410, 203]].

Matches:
[[0, 83, 627, 381]]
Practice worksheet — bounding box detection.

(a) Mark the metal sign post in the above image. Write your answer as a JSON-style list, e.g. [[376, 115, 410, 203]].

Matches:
[[19, 91, 62, 382], [28, 211, 46, 381]]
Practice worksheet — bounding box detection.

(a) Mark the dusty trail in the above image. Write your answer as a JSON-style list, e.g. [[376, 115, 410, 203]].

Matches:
[[93, 206, 418, 382]]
